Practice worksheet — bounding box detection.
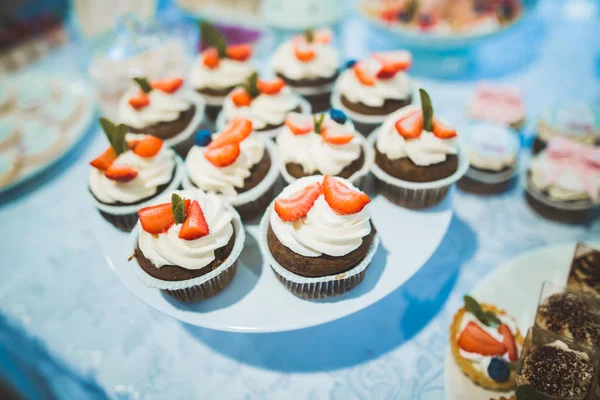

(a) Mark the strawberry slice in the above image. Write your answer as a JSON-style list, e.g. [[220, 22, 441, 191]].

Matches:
[[322, 175, 370, 215], [128, 91, 149, 110], [204, 143, 240, 167], [498, 324, 518, 362], [178, 200, 210, 240], [138, 199, 191, 235], [151, 78, 183, 94], [132, 135, 163, 158], [90, 147, 117, 171], [226, 44, 252, 61], [321, 124, 354, 145], [208, 118, 253, 150], [395, 110, 423, 139], [105, 164, 138, 182], [313, 28, 333, 44], [274, 182, 323, 222], [231, 88, 252, 107], [202, 47, 220, 69], [294, 44, 316, 63], [373, 51, 412, 79], [353, 62, 375, 86], [257, 78, 285, 95], [284, 112, 313, 135], [457, 321, 507, 356], [432, 118, 457, 139]]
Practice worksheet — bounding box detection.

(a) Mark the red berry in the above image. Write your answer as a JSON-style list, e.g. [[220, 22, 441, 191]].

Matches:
[[395, 110, 423, 139], [90, 147, 117, 171], [178, 200, 210, 240], [208, 118, 253, 150], [432, 118, 457, 139], [498, 324, 518, 362], [138, 199, 191, 235], [226, 44, 252, 61], [231, 88, 252, 107], [373, 51, 412, 79], [128, 91, 150, 110], [321, 125, 354, 145], [274, 182, 323, 222], [353, 62, 375, 86], [132, 135, 163, 158], [104, 164, 138, 182], [294, 44, 316, 63], [202, 48, 220, 69], [204, 143, 241, 167], [284, 113, 313, 135], [457, 321, 507, 356], [151, 78, 183, 94], [322, 175, 370, 215], [257, 78, 285, 95], [313, 28, 333, 44]]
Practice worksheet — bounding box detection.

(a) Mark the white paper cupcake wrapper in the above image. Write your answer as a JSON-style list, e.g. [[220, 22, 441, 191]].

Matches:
[[182, 137, 281, 207], [127, 203, 246, 291], [287, 82, 334, 97], [197, 92, 227, 107], [90, 154, 185, 216], [162, 90, 207, 148], [258, 205, 380, 298], [522, 172, 599, 212], [215, 95, 312, 138], [465, 162, 519, 185]]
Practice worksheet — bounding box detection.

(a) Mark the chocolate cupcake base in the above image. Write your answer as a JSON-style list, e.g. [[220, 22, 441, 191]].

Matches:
[[277, 73, 337, 114], [532, 136, 547, 155], [457, 174, 517, 195]]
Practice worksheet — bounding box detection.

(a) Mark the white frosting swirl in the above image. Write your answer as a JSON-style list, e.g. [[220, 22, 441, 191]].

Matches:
[[119, 87, 191, 129], [270, 176, 371, 257], [376, 106, 458, 166], [185, 134, 265, 196], [468, 123, 519, 172], [138, 190, 234, 270], [271, 40, 340, 81], [222, 86, 300, 130], [189, 56, 255, 91], [89, 134, 176, 204], [336, 59, 412, 108]]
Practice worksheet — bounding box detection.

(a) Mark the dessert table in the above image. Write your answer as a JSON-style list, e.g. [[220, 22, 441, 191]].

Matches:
[[1, 1, 599, 398]]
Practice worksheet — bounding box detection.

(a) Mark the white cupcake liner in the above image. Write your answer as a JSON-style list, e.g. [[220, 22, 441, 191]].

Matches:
[[465, 162, 519, 185], [215, 95, 312, 139], [258, 205, 380, 299], [287, 82, 335, 97], [127, 202, 246, 292], [162, 90, 207, 148]]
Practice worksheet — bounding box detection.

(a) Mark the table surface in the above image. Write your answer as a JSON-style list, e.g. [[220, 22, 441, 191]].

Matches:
[[1, 1, 600, 399]]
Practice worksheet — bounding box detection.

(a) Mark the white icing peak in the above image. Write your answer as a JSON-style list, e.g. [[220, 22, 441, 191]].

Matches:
[[189, 54, 255, 92], [138, 190, 234, 270], [119, 86, 191, 129], [467, 122, 519, 172], [271, 35, 340, 81], [376, 106, 458, 166], [270, 176, 371, 258]]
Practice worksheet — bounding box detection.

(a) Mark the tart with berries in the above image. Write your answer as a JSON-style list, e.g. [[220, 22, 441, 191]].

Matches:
[[184, 117, 280, 221], [218, 72, 310, 138], [119, 76, 205, 157], [271, 28, 340, 113], [450, 296, 524, 391], [331, 51, 414, 135], [89, 118, 184, 232], [277, 110, 373, 185], [190, 23, 256, 121], [132, 190, 245, 302], [261, 175, 379, 299]]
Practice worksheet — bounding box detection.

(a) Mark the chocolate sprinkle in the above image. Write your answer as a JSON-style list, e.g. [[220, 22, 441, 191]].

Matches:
[[568, 252, 600, 297], [520, 344, 594, 399]]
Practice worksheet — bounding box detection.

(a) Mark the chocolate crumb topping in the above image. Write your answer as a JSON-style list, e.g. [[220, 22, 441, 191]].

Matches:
[[568, 251, 600, 297], [537, 293, 600, 346], [520, 344, 594, 399]]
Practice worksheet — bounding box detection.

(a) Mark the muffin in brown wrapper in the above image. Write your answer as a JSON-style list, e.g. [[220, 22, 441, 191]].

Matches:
[[273, 265, 368, 299], [165, 262, 238, 302], [377, 178, 451, 209], [98, 210, 140, 233]]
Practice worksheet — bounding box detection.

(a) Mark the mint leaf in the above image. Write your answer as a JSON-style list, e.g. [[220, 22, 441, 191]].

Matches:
[[99, 117, 128, 155], [200, 22, 227, 58], [242, 72, 259, 98], [420, 88, 433, 132], [133, 77, 152, 93], [304, 28, 314, 43], [313, 113, 326, 134], [516, 385, 553, 400], [171, 193, 186, 225], [463, 295, 502, 327]]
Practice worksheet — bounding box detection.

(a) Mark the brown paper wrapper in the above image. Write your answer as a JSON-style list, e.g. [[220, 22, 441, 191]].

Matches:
[[164, 262, 238, 302]]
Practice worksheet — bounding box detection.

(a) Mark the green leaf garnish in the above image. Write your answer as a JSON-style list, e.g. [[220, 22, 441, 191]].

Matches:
[[99, 117, 128, 155], [313, 113, 326, 134], [242, 71, 259, 99], [303, 28, 314, 43], [515, 385, 553, 400], [403, 0, 418, 22], [463, 295, 502, 327], [420, 88, 433, 132], [171, 193, 186, 225], [200, 22, 227, 58], [133, 77, 152, 94]]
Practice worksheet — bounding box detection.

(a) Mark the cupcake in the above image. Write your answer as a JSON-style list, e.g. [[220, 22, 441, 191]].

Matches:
[[277, 110, 373, 186], [260, 175, 379, 299], [534, 101, 600, 155], [190, 22, 256, 121], [457, 122, 520, 195], [331, 51, 414, 135], [131, 190, 245, 302], [271, 28, 340, 113], [468, 84, 526, 131], [217, 72, 311, 138], [450, 296, 524, 391], [567, 243, 600, 299], [89, 118, 184, 232], [369, 89, 468, 209], [525, 137, 600, 224], [183, 117, 280, 221], [119, 76, 205, 157]]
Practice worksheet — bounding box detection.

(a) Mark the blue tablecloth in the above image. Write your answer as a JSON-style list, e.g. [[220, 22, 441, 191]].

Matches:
[[1, 1, 599, 399]]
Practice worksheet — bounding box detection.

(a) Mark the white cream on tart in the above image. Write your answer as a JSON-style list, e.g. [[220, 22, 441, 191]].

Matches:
[[467, 122, 519, 172], [539, 102, 600, 144]]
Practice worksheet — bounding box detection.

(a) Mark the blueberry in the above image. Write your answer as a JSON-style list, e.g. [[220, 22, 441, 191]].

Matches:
[[487, 358, 510, 382], [345, 59, 357, 69], [398, 11, 411, 22], [419, 14, 433, 26], [194, 129, 212, 147], [329, 108, 347, 124]]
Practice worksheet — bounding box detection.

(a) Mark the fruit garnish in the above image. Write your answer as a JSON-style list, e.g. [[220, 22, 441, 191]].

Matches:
[[285, 113, 313, 135], [92, 117, 129, 171], [274, 182, 323, 222], [138, 198, 191, 235], [457, 321, 507, 356], [202, 47, 220, 69], [420, 88, 434, 132], [395, 109, 423, 139], [321, 123, 354, 145], [151, 78, 183, 94], [105, 164, 138, 182], [487, 358, 510, 383], [294, 43, 316, 63], [329, 108, 347, 124], [313, 113, 326, 134], [195, 129, 212, 147], [208, 118, 253, 150], [178, 200, 210, 240], [200, 22, 227, 58], [128, 91, 150, 110], [322, 175, 370, 215], [345, 59, 357, 69], [498, 324, 518, 361], [418, 13, 437, 30], [171, 193, 188, 225], [90, 147, 117, 171], [353, 62, 375, 86], [226, 44, 252, 61], [463, 295, 502, 327], [373, 50, 412, 79], [204, 143, 241, 167], [313, 28, 333, 44], [399, 0, 418, 22], [133, 77, 153, 94], [231, 88, 252, 107], [257, 78, 285, 95], [132, 135, 163, 158], [432, 118, 457, 139]]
